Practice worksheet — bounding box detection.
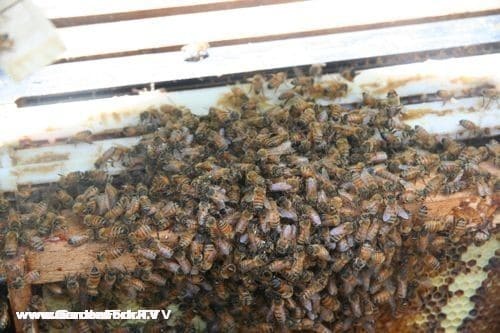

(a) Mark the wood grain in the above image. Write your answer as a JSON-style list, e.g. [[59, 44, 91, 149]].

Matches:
[[5, 256, 33, 333]]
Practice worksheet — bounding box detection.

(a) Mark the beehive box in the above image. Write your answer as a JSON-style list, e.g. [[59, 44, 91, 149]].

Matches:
[[0, 1, 499, 332]]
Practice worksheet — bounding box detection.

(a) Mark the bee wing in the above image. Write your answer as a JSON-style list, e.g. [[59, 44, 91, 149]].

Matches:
[[382, 205, 393, 222], [396, 205, 410, 220]]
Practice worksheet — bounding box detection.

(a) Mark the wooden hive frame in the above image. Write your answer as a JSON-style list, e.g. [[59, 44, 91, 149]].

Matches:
[[0, 1, 499, 332]]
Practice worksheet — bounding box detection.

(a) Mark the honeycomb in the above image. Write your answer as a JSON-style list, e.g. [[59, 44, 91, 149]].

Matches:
[[379, 233, 499, 333]]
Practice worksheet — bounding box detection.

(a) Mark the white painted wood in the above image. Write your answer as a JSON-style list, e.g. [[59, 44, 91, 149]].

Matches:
[[0, 91, 171, 146], [1, 15, 498, 103], [403, 97, 500, 139], [32, 0, 243, 19], [0, 0, 65, 81], [51, 0, 500, 60], [1, 137, 140, 190], [0, 54, 498, 149]]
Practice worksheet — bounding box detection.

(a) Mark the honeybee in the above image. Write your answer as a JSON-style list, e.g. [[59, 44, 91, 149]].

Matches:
[[365, 219, 380, 242], [24, 270, 40, 284], [0, 33, 14, 50], [67, 130, 93, 144], [135, 246, 157, 260], [142, 271, 166, 287], [247, 74, 265, 95], [414, 125, 437, 149], [98, 225, 128, 241], [373, 289, 393, 305], [416, 152, 440, 171], [53, 189, 74, 208], [181, 41, 209, 61], [324, 80, 348, 99], [271, 296, 287, 325], [4, 231, 18, 257], [383, 194, 409, 223], [423, 254, 440, 270], [422, 174, 445, 196], [83, 214, 106, 229], [68, 232, 91, 246], [340, 67, 358, 82], [362, 92, 379, 107], [431, 88, 455, 105], [306, 244, 331, 261], [198, 243, 217, 272], [86, 265, 101, 296], [104, 196, 127, 221], [329, 222, 354, 242], [150, 175, 171, 195], [97, 245, 125, 261], [459, 119, 486, 136], [269, 259, 292, 273], [268, 72, 287, 91], [481, 87, 499, 109]]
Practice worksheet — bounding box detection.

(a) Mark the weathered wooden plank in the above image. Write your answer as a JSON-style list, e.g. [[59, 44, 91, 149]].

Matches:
[[50, 0, 500, 61], [5, 256, 33, 333], [1, 53, 498, 146], [1, 15, 498, 103]]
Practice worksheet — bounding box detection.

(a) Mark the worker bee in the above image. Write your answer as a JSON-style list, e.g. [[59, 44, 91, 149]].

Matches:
[[67, 130, 93, 144], [329, 222, 354, 242], [150, 175, 171, 195], [436, 89, 455, 105], [0, 33, 14, 50], [199, 243, 217, 272], [297, 218, 312, 245], [141, 271, 166, 287], [306, 244, 331, 261], [68, 232, 91, 246], [53, 189, 74, 209], [247, 74, 265, 95], [415, 152, 440, 170], [97, 245, 125, 261], [181, 41, 209, 61], [400, 165, 424, 181], [98, 225, 128, 241], [83, 214, 106, 229], [267, 72, 287, 91], [443, 170, 467, 194], [268, 259, 292, 273], [382, 194, 409, 224], [24, 270, 40, 284], [271, 296, 287, 325], [86, 265, 101, 297], [414, 125, 437, 149], [480, 87, 499, 109], [459, 119, 485, 136], [127, 277, 146, 292], [423, 254, 440, 270], [209, 107, 240, 125], [373, 289, 393, 305], [421, 174, 445, 196], [365, 219, 381, 242], [4, 231, 18, 257], [239, 253, 268, 273]]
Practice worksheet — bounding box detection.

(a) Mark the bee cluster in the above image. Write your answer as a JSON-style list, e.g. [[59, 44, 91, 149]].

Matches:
[[0, 67, 499, 332]]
